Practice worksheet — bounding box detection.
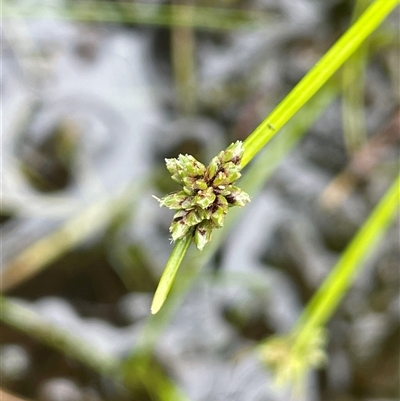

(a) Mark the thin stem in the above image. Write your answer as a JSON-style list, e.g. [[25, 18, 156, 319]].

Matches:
[[0, 296, 191, 400], [293, 173, 400, 349], [151, 0, 398, 314], [4, 2, 276, 31], [0, 296, 120, 377], [1, 187, 136, 292], [342, 0, 370, 154], [241, 0, 399, 167], [151, 234, 192, 314], [171, 1, 197, 114]]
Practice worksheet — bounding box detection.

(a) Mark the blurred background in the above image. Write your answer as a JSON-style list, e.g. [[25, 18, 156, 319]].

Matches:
[[1, 0, 399, 400]]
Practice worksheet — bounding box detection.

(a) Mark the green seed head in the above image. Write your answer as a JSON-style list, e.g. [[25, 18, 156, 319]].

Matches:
[[155, 141, 250, 250]]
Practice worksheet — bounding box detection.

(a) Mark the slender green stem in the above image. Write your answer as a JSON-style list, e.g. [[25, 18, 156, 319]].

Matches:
[[0, 296, 191, 400], [171, 3, 197, 114], [0, 296, 120, 377], [1, 186, 137, 292], [140, 84, 338, 341], [151, 0, 398, 314], [151, 234, 192, 314], [293, 173, 400, 349], [342, 0, 370, 154], [258, 173, 399, 387], [4, 1, 276, 31], [241, 0, 399, 167]]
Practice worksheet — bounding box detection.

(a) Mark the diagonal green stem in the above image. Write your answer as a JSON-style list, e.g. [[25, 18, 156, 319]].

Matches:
[[241, 0, 399, 167], [151, 234, 192, 314], [0, 296, 120, 377], [293, 173, 400, 350], [136, 83, 338, 352], [151, 0, 399, 314]]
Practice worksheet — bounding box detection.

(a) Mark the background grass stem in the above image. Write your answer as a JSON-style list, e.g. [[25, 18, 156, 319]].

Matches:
[[292, 172, 400, 350]]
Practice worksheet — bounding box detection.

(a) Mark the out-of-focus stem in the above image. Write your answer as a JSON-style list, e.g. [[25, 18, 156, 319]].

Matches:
[[0, 296, 120, 377], [171, 1, 196, 114], [293, 173, 400, 351]]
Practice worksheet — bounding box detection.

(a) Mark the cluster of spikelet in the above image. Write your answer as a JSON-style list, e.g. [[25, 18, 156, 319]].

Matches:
[[154, 141, 250, 250]]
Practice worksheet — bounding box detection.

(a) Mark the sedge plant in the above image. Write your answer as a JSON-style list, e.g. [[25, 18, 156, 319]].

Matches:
[[1, 0, 397, 397], [258, 172, 399, 389], [151, 0, 399, 315]]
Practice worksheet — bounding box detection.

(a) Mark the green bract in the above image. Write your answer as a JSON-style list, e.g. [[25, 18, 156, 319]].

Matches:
[[155, 141, 251, 250]]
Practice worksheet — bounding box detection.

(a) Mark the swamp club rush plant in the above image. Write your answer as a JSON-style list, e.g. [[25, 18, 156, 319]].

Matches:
[[154, 141, 250, 250]]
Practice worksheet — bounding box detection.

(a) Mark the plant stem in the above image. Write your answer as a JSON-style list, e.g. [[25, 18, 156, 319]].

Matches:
[[144, 82, 337, 322], [0, 296, 120, 377], [241, 0, 399, 167], [0, 296, 191, 400], [342, 0, 370, 154], [292, 173, 400, 350], [1, 187, 136, 292], [151, 234, 192, 314], [4, 2, 276, 31], [171, 1, 197, 114], [151, 0, 398, 314]]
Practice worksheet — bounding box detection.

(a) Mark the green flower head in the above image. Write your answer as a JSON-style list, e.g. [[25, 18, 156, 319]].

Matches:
[[258, 328, 327, 392], [154, 141, 251, 250]]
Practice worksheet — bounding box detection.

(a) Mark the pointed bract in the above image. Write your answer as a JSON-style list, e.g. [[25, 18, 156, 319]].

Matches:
[[211, 206, 226, 227], [159, 191, 187, 209], [170, 219, 191, 241], [226, 188, 251, 207], [181, 196, 195, 209], [222, 140, 244, 164], [194, 221, 213, 251], [194, 179, 208, 190], [205, 157, 220, 182], [171, 173, 184, 184], [165, 158, 179, 175], [217, 194, 228, 208], [213, 171, 228, 187]]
